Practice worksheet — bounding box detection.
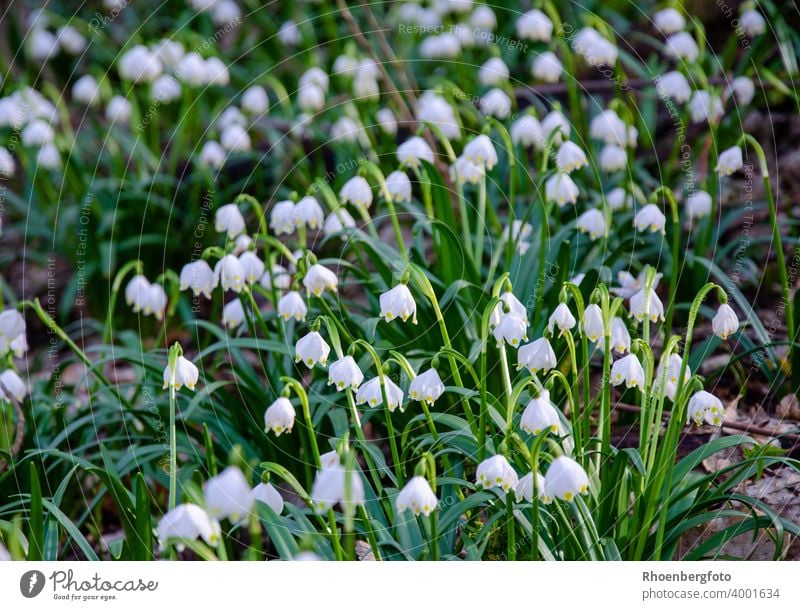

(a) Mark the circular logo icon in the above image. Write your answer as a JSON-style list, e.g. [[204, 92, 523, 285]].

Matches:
[[20, 570, 46, 598]]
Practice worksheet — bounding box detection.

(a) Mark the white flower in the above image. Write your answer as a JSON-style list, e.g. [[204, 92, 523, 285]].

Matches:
[[740, 9, 766, 38], [0, 147, 14, 179], [295, 196, 324, 230], [36, 143, 61, 170], [510, 115, 543, 148], [517, 338, 557, 374], [234, 237, 252, 258], [261, 264, 291, 291], [204, 466, 254, 522], [214, 254, 246, 293], [582, 304, 606, 342], [462, 134, 498, 170], [634, 204, 666, 234], [340, 176, 373, 209], [203, 57, 230, 86], [323, 209, 356, 238], [10, 334, 27, 358], [515, 472, 547, 503], [356, 377, 404, 411], [28, 28, 59, 62], [409, 369, 445, 405], [727, 76, 755, 106], [419, 33, 461, 59], [611, 353, 645, 389], [239, 251, 264, 284], [252, 482, 284, 514], [629, 288, 665, 323], [328, 356, 364, 391], [716, 146, 743, 176], [612, 269, 661, 299], [470, 4, 496, 30], [241, 85, 269, 115], [217, 106, 247, 131], [379, 284, 417, 323], [151, 39, 185, 71], [72, 75, 100, 105], [212, 0, 241, 25], [606, 187, 631, 211], [125, 275, 150, 310], [199, 141, 226, 169], [654, 8, 686, 34], [541, 111, 571, 144], [689, 91, 723, 124], [214, 203, 245, 239], [451, 156, 484, 185], [397, 136, 435, 167], [655, 71, 691, 103], [21, 119, 55, 146], [544, 456, 589, 502], [573, 28, 618, 65], [118, 45, 162, 83], [222, 299, 246, 329], [589, 109, 626, 145], [162, 355, 199, 391], [610, 317, 631, 353], [385, 171, 412, 203], [666, 31, 699, 62], [476, 455, 518, 492], [545, 173, 579, 206], [548, 303, 576, 336], [264, 397, 296, 435], [577, 208, 607, 240], [292, 551, 321, 561], [491, 291, 528, 326], [143, 284, 167, 320], [278, 20, 301, 46], [656, 353, 690, 401], [221, 124, 250, 151], [180, 260, 217, 298], [416, 91, 461, 140], [311, 463, 365, 512], [521, 390, 562, 435], [493, 313, 528, 347], [152, 75, 182, 103], [479, 88, 511, 119], [376, 107, 397, 135], [157, 504, 220, 548], [0, 310, 24, 356], [532, 51, 562, 83], [0, 370, 27, 401], [686, 191, 712, 218], [270, 200, 296, 235], [303, 263, 338, 297], [278, 291, 307, 322], [712, 303, 739, 339], [516, 9, 553, 42], [396, 476, 438, 516], [353, 74, 379, 102], [688, 391, 724, 426], [599, 145, 627, 172], [295, 331, 330, 368], [556, 141, 588, 173], [478, 57, 509, 87], [176, 52, 206, 86], [330, 116, 360, 142]]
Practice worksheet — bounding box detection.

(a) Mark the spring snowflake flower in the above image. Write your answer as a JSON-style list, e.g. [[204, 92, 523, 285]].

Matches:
[[295, 196, 324, 230], [215, 203, 246, 239], [416, 91, 461, 140], [0, 370, 27, 401], [0, 309, 25, 357], [727, 76, 755, 106], [125, 275, 150, 310], [22, 119, 55, 146], [476, 455, 518, 492], [532, 51, 562, 83], [665, 31, 699, 62], [264, 397, 296, 435], [606, 187, 632, 211], [397, 137, 435, 167], [152, 75, 181, 104], [582, 304, 606, 342], [37, 143, 61, 170], [330, 55, 355, 78], [295, 331, 330, 368], [517, 337, 557, 374], [655, 71, 691, 103], [634, 204, 666, 234], [409, 369, 445, 405], [278, 291, 307, 322], [611, 353, 645, 389], [238, 251, 265, 284], [340, 176, 373, 209], [589, 109, 626, 145], [176, 52, 206, 86], [0, 147, 14, 179], [491, 291, 528, 327], [220, 124, 250, 151], [419, 33, 461, 59], [252, 482, 284, 514], [599, 144, 627, 172], [72, 75, 100, 106], [688, 391, 724, 426], [204, 466, 254, 522], [556, 141, 588, 173], [548, 303, 576, 336], [221, 299, 245, 330], [379, 284, 417, 323], [396, 476, 438, 516], [462, 134, 498, 170], [545, 173, 579, 206], [712, 304, 739, 339], [151, 39, 185, 71], [577, 208, 607, 240], [740, 9, 766, 38], [241, 85, 269, 115], [270, 200, 296, 235], [544, 456, 589, 502], [214, 254, 246, 293], [353, 74, 379, 102], [162, 355, 199, 391], [298, 83, 325, 113], [716, 146, 743, 176], [516, 472, 547, 503], [278, 20, 301, 46], [118, 44, 162, 83], [480, 88, 512, 119], [573, 27, 618, 66], [629, 288, 665, 323], [612, 269, 662, 299], [610, 317, 631, 353], [199, 141, 226, 169], [656, 353, 690, 401], [56, 25, 87, 55], [385, 171, 412, 203], [689, 91, 724, 124], [259, 264, 290, 291], [478, 57, 509, 87], [521, 390, 562, 435], [541, 111, 571, 145], [376, 107, 397, 135], [311, 462, 365, 512], [328, 356, 364, 392], [356, 377, 404, 411], [157, 504, 220, 549], [516, 9, 553, 42], [303, 264, 338, 297], [686, 191, 712, 218], [143, 284, 167, 320], [511, 115, 544, 148], [323, 209, 356, 238], [493, 313, 528, 347], [451, 156, 484, 185], [654, 8, 686, 34]]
